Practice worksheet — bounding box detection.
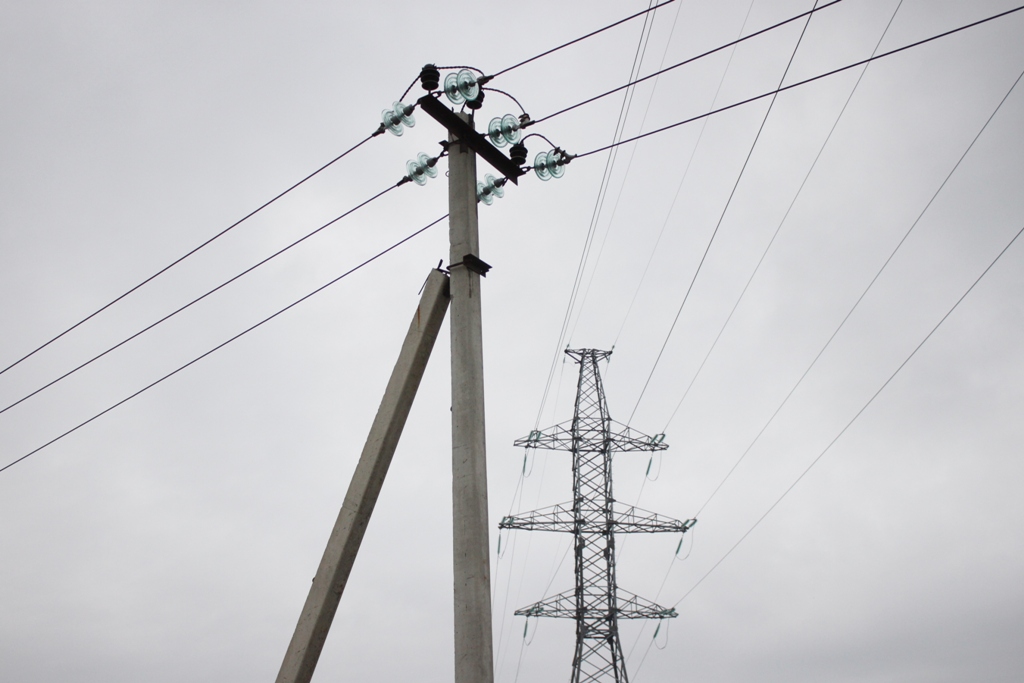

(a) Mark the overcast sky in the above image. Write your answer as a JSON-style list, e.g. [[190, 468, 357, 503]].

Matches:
[[2, 1, 1023, 681]]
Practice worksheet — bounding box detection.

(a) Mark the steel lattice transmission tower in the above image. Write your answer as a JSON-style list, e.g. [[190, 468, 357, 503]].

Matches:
[[500, 349, 696, 683]]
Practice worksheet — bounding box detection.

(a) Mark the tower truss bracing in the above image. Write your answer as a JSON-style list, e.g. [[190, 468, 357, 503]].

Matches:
[[500, 349, 696, 683]]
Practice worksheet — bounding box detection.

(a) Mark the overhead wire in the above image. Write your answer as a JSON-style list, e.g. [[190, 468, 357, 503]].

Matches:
[[493, 514, 523, 677], [439, 5, 1019, 674], [528, 0, 846, 129], [497, 8, 663, 666], [0, 0, 696, 469], [681, 222, 1024, 605], [520, 0, 872, 434], [567, 0, 1024, 427], [531, 0, 661, 432], [566, 0, 690, 343], [0, 130, 383, 379], [434, 64, 485, 73], [483, 87, 528, 115], [0, 214, 448, 476], [490, 0, 678, 78], [494, 448, 533, 675], [631, 59, 1024, 673], [499, 4, 823, 662], [398, 75, 422, 103], [529, 1, 859, 382], [497, 8, 667, 675], [612, 0, 757, 350], [626, 0, 821, 425], [439, 4, 1021, 677], [660, 0, 906, 436], [0, 177, 414, 418], [622, 0, 888, 663], [561, 1, 662, 343], [690, 62, 1024, 518], [618, 0, 773, 570], [572, 2, 1024, 160], [8, 0, 1014, 656], [630, 218, 1024, 679], [511, 624, 529, 683]]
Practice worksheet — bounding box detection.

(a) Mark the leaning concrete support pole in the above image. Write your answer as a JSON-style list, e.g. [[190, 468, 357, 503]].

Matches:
[[448, 114, 495, 683], [275, 269, 451, 683]]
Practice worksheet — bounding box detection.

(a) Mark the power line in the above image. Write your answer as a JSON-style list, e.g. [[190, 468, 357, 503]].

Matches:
[[505, 11, 666, 665], [398, 75, 422, 103], [529, 0, 846, 128], [541, 0, 1018, 421], [568, 0, 689, 343], [629, 37, 1018, 671], [661, 0, 907, 436], [514, 4, 827, 667], [620, 0, 813, 651], [629, 1, 1015, 669], [610, 0, 757, 544], [574, 2, 1024, 160], [690, 62, 1024, 519], [612, 0, 757, 350], [0, 131, 383, 379], [627, 0, 821, 425], [532, 1, 662, 431], [559, 0, 661, 356], [490, 0, 678, 78], [482, 87, 527, 115], [0, 214, 448, 476], [0, 179, 409, 418], [675, 220, 1024, 609], [630, 218, 1024, 679]]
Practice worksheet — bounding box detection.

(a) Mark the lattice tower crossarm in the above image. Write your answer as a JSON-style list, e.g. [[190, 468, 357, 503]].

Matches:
[[500, 349, 696, 683]]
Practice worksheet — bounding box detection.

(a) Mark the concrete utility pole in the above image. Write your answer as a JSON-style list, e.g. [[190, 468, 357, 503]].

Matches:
[[448, 114, 495, 683], [275, 269, 450, 683]]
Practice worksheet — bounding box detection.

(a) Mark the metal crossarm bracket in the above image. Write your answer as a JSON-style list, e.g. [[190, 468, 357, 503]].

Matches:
[[449, 253, 491, 277], [514, 588, 677, 620], [417, 94, 524, 183], [513, 420, 670, 453], [500, 503, 575, 532], [614, 589, 677, 619], [500, 502, 696, 535], [612, 504, 696, 534], [514, 589, 577, 618]]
